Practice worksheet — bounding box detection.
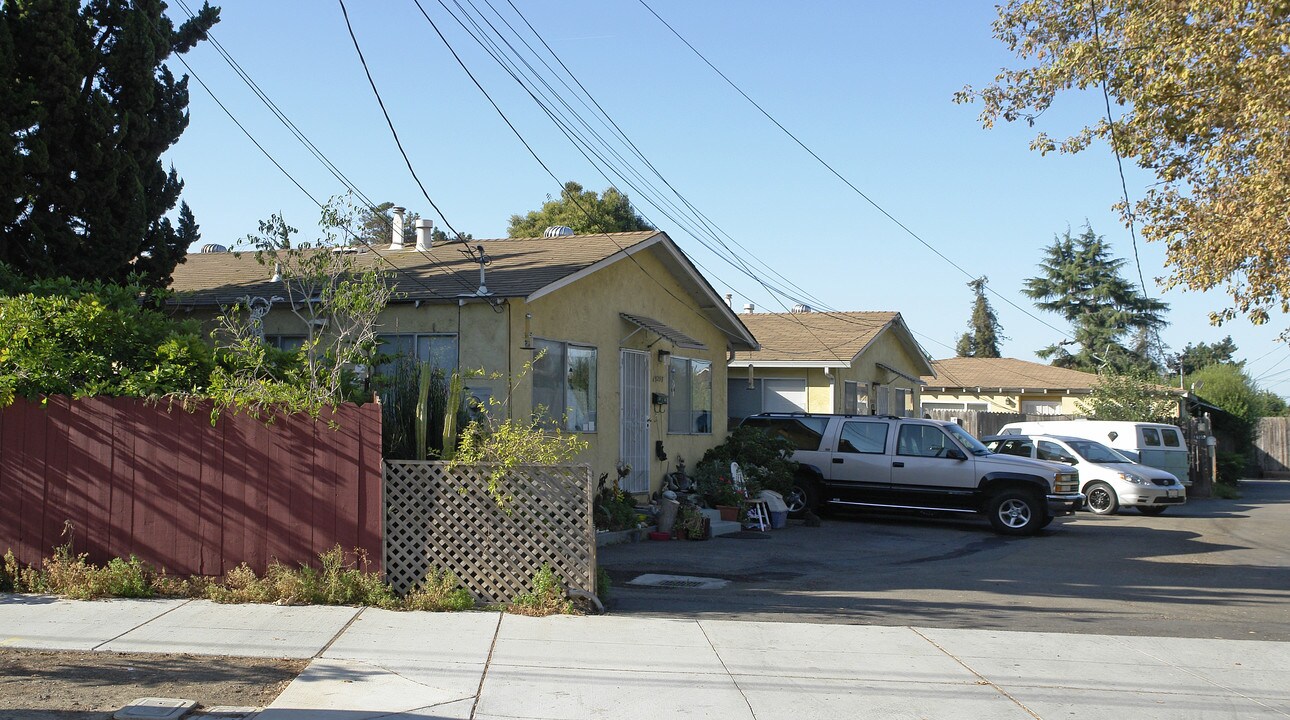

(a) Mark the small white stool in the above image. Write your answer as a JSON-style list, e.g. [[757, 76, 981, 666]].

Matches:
[[742, 497, 771, 532], [731, 462, 770, 531]]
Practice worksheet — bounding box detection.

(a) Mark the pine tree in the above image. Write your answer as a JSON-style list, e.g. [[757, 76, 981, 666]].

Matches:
[[956, 277, 1003, 358], [1023, 226, 1168, 374], [0, 0, 219, 289]]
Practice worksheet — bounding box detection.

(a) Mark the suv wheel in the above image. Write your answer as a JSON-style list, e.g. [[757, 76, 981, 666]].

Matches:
[[987, 489, 1044, 536]]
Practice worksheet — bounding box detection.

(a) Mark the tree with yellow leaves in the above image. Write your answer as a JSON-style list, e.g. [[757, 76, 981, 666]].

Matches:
[[957, 1, 1290, 335]]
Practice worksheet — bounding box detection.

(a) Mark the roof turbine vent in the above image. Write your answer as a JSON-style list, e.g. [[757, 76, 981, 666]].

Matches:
[[199, 243, 228, 253], [791, 304, 812, 313], [543, 225, 575, 238]]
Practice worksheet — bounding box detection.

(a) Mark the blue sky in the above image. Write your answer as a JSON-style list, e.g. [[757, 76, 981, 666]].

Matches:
[[163, 1, 1290, 396]]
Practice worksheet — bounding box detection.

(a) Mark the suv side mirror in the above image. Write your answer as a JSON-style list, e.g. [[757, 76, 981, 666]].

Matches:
[[945, 447, 967, 461]]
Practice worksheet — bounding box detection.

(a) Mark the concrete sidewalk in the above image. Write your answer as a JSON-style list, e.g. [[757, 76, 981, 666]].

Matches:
[[2, 596, 1288, 719]]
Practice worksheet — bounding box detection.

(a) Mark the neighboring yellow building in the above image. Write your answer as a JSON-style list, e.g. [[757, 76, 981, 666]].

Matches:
[[169, 229, 757, 496], [920, 357, 1101, 415], [727, 311, 933, 422]]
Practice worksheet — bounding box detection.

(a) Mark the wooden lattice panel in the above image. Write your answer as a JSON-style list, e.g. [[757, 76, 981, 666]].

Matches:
[[383, 461, 595, 601]]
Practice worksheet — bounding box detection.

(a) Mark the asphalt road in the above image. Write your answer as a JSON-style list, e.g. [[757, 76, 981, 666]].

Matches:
[[598, 479, 1290, 641]]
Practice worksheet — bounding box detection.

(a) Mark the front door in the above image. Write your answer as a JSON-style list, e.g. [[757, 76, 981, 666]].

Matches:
[[620, 350, 650, 494]]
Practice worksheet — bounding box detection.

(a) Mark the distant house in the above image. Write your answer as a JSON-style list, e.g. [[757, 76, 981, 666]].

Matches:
[[169, 228, 757, 496], [920, 357, 1103, 415], [727, 310, 933, 422]]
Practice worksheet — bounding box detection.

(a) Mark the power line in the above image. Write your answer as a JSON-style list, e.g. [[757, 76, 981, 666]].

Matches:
[[145, 11, 467, 302], [169, 0, 482, 297], [337, 0, 476, 263], [637, 0, 1075, 343], [425, 0, 856, 361]]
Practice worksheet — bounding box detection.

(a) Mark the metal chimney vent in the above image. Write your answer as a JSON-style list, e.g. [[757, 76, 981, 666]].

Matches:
[[199, 243, 228, 253], [791, 304, 812, 313], [543, 225, 575, 238]]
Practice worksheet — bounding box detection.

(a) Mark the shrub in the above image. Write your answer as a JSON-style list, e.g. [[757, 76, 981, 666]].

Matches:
[[594, 472, 639, 531], [1216, 451, 1249, 486], [403, 570, 475, 611], [101, 556, 155, 598], [694, 425, 798, 498], [510, 564, 573, 616], [1, 550, 17, 592]]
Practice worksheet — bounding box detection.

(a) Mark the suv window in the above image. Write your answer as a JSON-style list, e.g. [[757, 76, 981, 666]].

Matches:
[[896, 424, 952, 458], [1142, 428, 1161, 446], [1037, 440, 1077, 465], [743, 416, 830, 451], [838, 421, 888, 454], [1161, 428, 1182, 447], [993, 438, 1033, 458]]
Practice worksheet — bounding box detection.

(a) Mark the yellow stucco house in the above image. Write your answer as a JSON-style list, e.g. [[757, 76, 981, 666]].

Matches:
[[920, 357, 1101, 415], [169, 229, 757, 496], [727, 310, 933, 422]]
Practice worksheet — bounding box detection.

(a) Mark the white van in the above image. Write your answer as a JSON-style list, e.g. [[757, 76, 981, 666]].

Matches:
[[996, 420, 1191, 486]]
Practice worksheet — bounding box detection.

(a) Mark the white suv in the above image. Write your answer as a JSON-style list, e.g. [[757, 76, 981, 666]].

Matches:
[[982, 434, 1186, 516], [741, 413, 1083, 536]]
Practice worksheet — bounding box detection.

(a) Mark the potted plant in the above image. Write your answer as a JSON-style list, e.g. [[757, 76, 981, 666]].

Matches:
[[695, 463, 745, 520], [674, 503, 708, 540]]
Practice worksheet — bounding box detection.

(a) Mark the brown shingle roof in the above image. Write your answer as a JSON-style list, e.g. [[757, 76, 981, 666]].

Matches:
[[924, 357, 1100, 391], [168, 230, 661, 305], [731, 311, 903, 364]]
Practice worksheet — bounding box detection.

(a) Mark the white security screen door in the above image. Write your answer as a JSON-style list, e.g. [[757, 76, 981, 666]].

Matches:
[[619, 350, 650, 493]]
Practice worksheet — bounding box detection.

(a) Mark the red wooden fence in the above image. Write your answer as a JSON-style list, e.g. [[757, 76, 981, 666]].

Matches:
[[0, 396, 383, 576]]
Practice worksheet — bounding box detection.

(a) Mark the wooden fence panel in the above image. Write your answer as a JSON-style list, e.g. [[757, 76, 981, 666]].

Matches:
[[1255, 417, 1290, 477], [383, 461, 594, 603], [0, 396, 382, 576]]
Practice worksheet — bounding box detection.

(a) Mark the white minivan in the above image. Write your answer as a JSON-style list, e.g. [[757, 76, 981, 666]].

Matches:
[[983, 434, 1187, 515], [996, 420, 1191, 486]]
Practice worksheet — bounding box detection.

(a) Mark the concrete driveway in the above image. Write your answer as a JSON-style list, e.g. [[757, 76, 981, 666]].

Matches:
[[598, 480, 1290, 641]]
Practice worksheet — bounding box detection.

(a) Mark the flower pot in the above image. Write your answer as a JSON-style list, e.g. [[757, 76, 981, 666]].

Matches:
[[716, 505, 739, 522]]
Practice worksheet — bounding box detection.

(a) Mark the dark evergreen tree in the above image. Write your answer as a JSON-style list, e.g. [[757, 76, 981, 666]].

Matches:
[[955, 276, 1003, 358], [1023, 226, 1169, 374], [0, 0, 219, 289], [1173, 336, 1241, 376]]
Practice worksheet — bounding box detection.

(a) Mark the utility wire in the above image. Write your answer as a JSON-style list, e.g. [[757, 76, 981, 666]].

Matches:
[[451, 0, 831, 316], [148, 11, 465, 301], [338, 0, 477, 262], [637, 0, 1074, 343], [407, 0, 739, 334], [492, 0, 834, 313], [172, 0, 483, 298], [428, 0, 855, 362]]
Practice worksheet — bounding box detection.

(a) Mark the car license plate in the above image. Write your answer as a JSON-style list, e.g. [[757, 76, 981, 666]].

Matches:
[[1167, 489, 1180, 498]]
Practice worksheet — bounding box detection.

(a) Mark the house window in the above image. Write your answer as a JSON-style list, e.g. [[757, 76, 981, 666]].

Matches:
[[922, 401, 990, 413], [843, 381, 870, 415], [1021, 399, 1062, 415], [533, 339, 597, 432], [893, 388, 912, 417], [266, 335, 306, 352], [668, 356, 712, 434], [376, 333, 459, 372]]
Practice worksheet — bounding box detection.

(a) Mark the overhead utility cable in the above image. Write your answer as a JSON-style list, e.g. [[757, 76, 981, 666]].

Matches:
[[429, 0, 851, 360], [173, 0, 483, 297], [637, 0, 1073, 343]]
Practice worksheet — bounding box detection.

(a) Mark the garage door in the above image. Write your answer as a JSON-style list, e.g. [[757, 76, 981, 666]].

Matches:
[[764, 379, 808, 413]]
